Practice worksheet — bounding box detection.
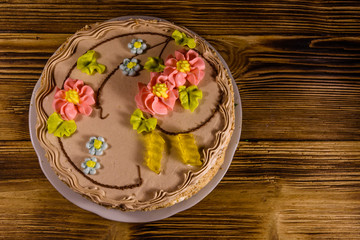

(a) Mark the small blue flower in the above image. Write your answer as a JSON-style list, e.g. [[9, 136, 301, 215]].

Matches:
[[86, 136, 108, 156], [81, 157, 100, 175], [119, 58, 141, 76], [128, 39, 147, 54]]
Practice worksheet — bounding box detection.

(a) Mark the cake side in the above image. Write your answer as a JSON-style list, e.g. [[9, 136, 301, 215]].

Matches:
[[35, 18, 235, 211]]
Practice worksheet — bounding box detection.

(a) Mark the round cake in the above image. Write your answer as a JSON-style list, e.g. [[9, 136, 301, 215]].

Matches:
[[35, 17, 235, 211]]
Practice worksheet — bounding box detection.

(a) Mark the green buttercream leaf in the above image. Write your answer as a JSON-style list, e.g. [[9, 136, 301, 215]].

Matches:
[[144, 57, 165, 72], [47, 112, 77, 137], [178, 85, 203, 112], [172, 30, 185, 45], [77, 50, 106, 75], [186, 38, 196, 49], [130, 109, 157, 133], [143, 131, 165, 174], [130, 109, 144, 130], [171, 30, 196, 49], [169, 133, 202, 166]]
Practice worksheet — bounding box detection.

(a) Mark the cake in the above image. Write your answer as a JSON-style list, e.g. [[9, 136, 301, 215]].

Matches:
[[35, 17, 235, 211]]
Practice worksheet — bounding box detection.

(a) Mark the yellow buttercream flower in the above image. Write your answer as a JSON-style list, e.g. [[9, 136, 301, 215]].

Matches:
[[127, 61, 137, 69], [65, 89, 80, 104], [176, 60, 191, 73], [86, 160, 96, 168], [93, 139, 103, 149], [134, 41, 142, 49], [152, 83, 169, 99]]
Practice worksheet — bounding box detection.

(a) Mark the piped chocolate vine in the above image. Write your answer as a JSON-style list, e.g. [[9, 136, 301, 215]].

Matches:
[[95, 66, 119, 119], [156, 93, 223, 135], [49, 28, 224, 187], [58, 138, 143, 190], [61, 32, 171, 87], [62, 33, 172, 119], [158, 37, 171, 58]]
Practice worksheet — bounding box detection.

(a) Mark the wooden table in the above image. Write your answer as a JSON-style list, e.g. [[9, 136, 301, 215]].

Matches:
[[1, 1, 360, 239]]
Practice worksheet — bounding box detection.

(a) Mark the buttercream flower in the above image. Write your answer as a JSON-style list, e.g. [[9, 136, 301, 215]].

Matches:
[[164, 49, 205, 87], [135, 72, 178, 115], [86, 136, 108, 156], [52, 78, 95, 121], [119, 58, 141, 76], [81, 157, 100, 175], [128, 39, 147, 54]]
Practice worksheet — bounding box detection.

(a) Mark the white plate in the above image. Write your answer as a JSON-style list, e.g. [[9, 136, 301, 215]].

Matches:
[[29, 16, 242, 222]]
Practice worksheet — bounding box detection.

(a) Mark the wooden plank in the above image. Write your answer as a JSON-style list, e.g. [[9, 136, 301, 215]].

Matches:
[[0, 1, 360, 35], [0, 34, 359, 141], [209, 35, 360, 141], [1, 1, 360, 239], [3, 140, 360, 186], [1, 141, 360, 239], [0, 179, 131, 239], [0, 141, 42, 180], [0, 33, 68, 140]]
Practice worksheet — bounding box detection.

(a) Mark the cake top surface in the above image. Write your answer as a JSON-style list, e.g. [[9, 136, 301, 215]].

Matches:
[[35, 18, 235, 211]]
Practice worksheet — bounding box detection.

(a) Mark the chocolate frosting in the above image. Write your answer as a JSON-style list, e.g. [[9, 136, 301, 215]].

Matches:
[[35, 19, 235, 211]]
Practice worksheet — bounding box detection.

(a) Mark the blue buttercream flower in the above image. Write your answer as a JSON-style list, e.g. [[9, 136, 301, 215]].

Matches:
[[86, 136, 108, 156], [119, 58, 141, 76], [81, 157, 100, 175], [128, 39, 147, 54]]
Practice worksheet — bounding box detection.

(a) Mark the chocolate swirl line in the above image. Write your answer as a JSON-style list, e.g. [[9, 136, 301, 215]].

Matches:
[[61, 32, 171, 88], [95, 66, 119, 119], [50, 33, 173, 190], [94, 36, 172, 119], [57, 138, 143, 190], [156, 94, 223, 135], [158, 37, 171, 58], [62, 34, 172, 118], [57, 26, 224, 191], [63, 63, 77, 87], [35, 19, 235, 210], [91, 32, 169, 51]]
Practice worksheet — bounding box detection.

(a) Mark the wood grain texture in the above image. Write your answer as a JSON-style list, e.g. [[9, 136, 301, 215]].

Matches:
[[1, 0, 360, 36], [1, 34, 359, 141], [1, 0, 360, 239], [1, 141, 360, 239], [210, 35, 360, 141]]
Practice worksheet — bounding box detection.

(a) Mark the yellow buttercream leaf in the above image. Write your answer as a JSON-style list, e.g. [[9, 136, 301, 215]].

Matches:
[[169, 133, 202, 166], [143, 131, 165, 174]]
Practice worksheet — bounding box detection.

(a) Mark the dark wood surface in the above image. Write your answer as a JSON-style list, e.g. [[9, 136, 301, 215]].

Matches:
[[1, 1, 360, 239]]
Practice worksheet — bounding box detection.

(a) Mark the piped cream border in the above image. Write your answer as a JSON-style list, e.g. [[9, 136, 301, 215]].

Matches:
[[35, 19, 235, 211]]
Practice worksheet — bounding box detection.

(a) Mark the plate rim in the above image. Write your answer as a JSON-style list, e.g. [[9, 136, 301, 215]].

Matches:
[[29, 15, 242, 223]]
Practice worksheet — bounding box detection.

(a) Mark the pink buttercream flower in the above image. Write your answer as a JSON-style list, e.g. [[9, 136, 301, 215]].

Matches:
[[135, 72, 179, 115], [164, 49, 205, 87], [52, 78, 95, 120]]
